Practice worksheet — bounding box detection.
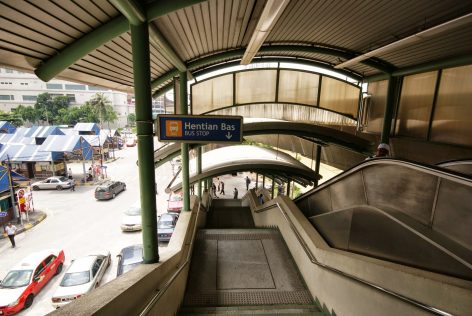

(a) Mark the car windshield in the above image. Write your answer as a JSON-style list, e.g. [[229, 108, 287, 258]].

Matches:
[[122, 248, 143, 265], [95, 186, 108, 192], [58, 176, 68, 182], [1, 270, 32, 288], [60, 271, 90, 287], [124, 206, 141, 216], [158, 215, 175, 228], [122, 262, 141, 274], [169, 195, 182, 202]]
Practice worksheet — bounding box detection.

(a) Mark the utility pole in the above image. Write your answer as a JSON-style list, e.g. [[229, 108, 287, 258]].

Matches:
[[6, 155, 20, 225]]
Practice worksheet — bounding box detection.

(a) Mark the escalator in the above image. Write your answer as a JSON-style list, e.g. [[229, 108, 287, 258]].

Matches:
[[179, 199, 321, 315], [295, 158, 472, 280]]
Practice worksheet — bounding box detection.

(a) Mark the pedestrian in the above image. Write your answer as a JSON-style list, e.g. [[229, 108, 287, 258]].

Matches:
[[211, 182, 218, 198], [219, 181, 225, 195], [70, 181, 76, 191], [277, 184, 284, 196], [190, 184, 195, 195], [5, 222, 17, 248], [245, 176, 251, 190], [67, 167, 73, 180], [258, 193, 264, 204], [233, 187, 238, 199], [375, 143, 390, 157], [217, 177, 221, 191]]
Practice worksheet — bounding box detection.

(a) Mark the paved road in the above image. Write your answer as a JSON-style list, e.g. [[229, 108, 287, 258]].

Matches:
[[0, 145, 175, 316]]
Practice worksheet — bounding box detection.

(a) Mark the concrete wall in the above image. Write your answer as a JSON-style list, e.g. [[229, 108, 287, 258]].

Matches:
[[246, 193, 472, 316]]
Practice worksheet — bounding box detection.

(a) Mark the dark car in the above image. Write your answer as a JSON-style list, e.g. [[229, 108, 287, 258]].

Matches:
[[157, 213, 179, 242], [116, 245, 143, 276], [95, 181, 126, 200]]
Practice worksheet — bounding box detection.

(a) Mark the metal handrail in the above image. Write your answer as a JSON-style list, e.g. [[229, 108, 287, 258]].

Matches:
[[253, 198, 453, 316], [139, 200, 204, 316], [296, 158, 472, 203]]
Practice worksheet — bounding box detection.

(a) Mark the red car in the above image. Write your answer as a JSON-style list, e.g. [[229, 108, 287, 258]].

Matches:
[[167, 193, 183, 213], [0, 249, 65, 315]]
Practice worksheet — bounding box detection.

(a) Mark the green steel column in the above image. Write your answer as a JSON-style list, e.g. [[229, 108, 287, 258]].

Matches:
[[197, 146, 202, 198], [180, 71, 190, 212], [314, 145, 322, 187], [130, 22, 158, 263], [380, 76, 397, 144]]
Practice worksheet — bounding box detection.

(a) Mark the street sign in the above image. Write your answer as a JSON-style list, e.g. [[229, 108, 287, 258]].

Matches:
[[0, 211, 7, 217], [157, 115, 243, 143]]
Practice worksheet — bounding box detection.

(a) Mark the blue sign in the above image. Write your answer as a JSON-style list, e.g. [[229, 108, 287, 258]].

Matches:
[[0, 211, 7, 217], [157, 115, 243, 143]]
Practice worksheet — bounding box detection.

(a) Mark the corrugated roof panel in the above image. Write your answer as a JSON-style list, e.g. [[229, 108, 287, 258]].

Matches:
[[39, 135, 82, 152]]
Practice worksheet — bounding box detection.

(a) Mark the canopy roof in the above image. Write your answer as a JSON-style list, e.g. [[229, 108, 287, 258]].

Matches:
[[0, 143, 53, 162], [169, 145, 317, 191], [1, 0, 471, 95]]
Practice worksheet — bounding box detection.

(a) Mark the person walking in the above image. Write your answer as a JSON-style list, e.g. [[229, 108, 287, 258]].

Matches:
[[233, 187, 238, 199], [258, 193, 264, 204], [211, 182, 218, 198], [70, 181, 76, 191], [219, 181, 225, 195], [67, 168, 73, 180], [217, 177, 221, 191], [5, 222, 17, 248], [245, 176, 251, 190]]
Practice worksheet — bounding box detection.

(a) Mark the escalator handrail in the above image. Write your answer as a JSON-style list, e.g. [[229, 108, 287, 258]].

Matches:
[[253, 198, 453, 316], [295, 158, 472, 203]]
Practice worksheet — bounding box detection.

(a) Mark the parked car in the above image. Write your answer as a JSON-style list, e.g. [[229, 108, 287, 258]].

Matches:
[[157, 213, 179, 242], [126, 138, 136, 147], [95, 181, 126, 200], [167, 192, 183, 213], [32, 176, 74, 191], [121, 202, 141, 232], [51, 253, 111, 308], [0, 249, 65, 315], [116, 245, 143, 276]]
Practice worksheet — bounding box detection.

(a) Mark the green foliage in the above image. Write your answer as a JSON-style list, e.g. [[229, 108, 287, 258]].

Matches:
[[88, 93, 117, 126], [127, 113, 136, 126], [11, 105, 37, 124], [0, 111, 23, 126], [33, 93, 69, 124]]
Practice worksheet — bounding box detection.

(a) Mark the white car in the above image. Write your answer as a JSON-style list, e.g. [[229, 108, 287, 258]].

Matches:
[[32, 176, 74, 191], [51, 253, 111, 308], [121, 202, 142, 232]]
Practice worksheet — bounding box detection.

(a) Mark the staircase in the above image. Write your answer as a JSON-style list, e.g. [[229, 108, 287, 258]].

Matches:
[[179, 226, 321, 315], [206, 199, 254, 228]]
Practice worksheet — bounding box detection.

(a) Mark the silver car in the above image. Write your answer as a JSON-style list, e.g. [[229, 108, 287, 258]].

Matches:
[[32, 176, 74, 191], [51, 253, 111, 308]]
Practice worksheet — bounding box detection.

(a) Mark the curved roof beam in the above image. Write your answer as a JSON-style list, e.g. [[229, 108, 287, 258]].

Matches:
[[154, 121, 373, 167], [241, 0, 291, 65], [34, 0, 204, 82], [167, 145, 317, 192], [151, 45, 395, 90]]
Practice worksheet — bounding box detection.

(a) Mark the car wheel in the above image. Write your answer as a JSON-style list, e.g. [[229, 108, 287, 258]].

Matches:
[[56, 185, 63, 191], [113, 193, 116, 199], [55, 263, 63, 276], [24, 294, 34, 309], [32, 186, 40, 191]]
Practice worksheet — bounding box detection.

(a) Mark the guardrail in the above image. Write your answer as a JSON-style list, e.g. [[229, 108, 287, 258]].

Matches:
[[139, 198, 206, 316], [252, 197, 453, 316]]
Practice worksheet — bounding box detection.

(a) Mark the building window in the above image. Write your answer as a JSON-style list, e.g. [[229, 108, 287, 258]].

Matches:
[[0, 95, 14, 100], [88, 85, 108, 91], [5, 69, 13, 73], [0, 82, 12, 85], [46, 83, 63, 89], [23, 95, 37, 101], [50, 93, 64, 98], [65, 84, 86, 90], [66, 94, 76, 103], [20, 82, 28, 86]]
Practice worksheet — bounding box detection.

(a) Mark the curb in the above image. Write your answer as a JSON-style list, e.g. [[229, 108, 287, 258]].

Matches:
[[1, 212, 47, 239]]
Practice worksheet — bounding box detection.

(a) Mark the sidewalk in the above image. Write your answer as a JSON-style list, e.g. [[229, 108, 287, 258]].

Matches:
[[1, 210, 47, 240]]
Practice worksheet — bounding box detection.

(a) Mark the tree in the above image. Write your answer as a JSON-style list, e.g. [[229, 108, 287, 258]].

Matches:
[[34, 93, 69, 125], [11, 105, 37, 124], [127, 113, 136, 126], [0, 111, 23, 126], [88, 93, 115, 127]]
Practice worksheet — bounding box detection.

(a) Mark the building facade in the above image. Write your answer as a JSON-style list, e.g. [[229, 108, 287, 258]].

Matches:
[[0, 67, 134, 127]]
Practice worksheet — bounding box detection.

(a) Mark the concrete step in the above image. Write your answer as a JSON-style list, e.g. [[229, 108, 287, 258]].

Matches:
[[179, 305, 322, 315], [211, 198, 242, 207]]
